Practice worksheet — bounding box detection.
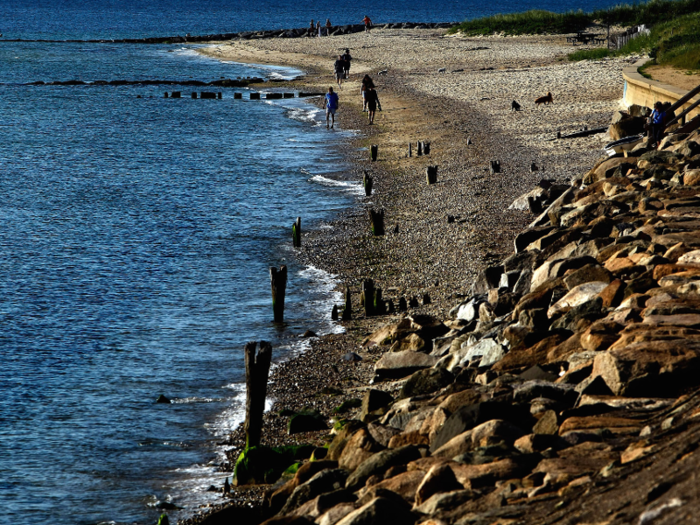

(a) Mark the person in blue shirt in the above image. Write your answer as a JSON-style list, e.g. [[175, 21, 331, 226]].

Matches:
[[325, 86, 339, 129], [650, 101, 666, 148]]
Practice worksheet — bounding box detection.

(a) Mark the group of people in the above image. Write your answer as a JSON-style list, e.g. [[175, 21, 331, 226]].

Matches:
[[333, 49, 352, 88], [310, 19, 333, 37], [324, 70, 381, 129], [309, 15, 372, 37]]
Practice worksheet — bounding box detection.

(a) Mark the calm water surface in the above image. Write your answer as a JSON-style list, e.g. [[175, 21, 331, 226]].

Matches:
[[0, 1, 625, 524]]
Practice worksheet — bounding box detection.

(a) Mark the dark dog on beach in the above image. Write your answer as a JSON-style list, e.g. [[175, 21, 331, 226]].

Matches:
[[511, 100, 521, 111], [535, 92, 553, 106]]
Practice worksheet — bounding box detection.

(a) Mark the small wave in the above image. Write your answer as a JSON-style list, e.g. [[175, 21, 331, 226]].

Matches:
[[309, 174, 364, 195], [171, 396, 225, 404], [138, 440, 192, 448]]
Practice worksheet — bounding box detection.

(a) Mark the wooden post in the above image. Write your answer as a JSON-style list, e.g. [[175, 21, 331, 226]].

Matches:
[[530, 163, 538, 172], [489, 160, 501, 174], [243, 341, 273, 448], [363, 171, 373, 196], [426, 166, 438, 185], [250, 92, 261, 100], [234, 93, 243, 99], [423, 293, 431, 305], [374, 287, 384, 314], [331, 305, 339, 320], [342, 285, 352, 320], [171, 91, 181, 98], [362, 280, 375, 317], [386, 299, 395, 314], [423, 142, 431, 155], [269, 266, 287, 322], [368, 208, 385, 236], [408, 143, 412, 157], [292, 217, 301, 247], [398, 297, 407, 312], [164, 92, 169, 98], [466, 137, 472, 145], [191, 92, 198, 99], [417, 142, 423, 156], [370, 145, 378, 162]]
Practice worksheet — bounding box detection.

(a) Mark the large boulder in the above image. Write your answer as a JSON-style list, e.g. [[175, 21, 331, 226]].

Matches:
[[334, 497, 416, 525], [608, 116, 645, 140], [399, 368, 454, 398], [374, 351, 439, 380], [345, 445, 423, 491]]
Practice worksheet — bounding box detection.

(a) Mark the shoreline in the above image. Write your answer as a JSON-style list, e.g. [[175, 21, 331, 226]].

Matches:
[[184, 28, 635, 523]]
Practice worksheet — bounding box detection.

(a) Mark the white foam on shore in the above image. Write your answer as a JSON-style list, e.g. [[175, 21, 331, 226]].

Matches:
[[309, 174, 364, 195]]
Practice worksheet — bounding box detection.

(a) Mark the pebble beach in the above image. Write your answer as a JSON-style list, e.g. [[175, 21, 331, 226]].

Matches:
[[187, 27, 672, 523]]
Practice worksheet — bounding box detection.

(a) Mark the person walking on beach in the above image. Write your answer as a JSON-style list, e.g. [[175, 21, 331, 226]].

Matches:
[[309, 19, 315, 36], [334, 55, 346, 88], [317, 20, 322, 37], [364, 86, 381, 125], [360, 74, 375, 112], [325, 19, 332, 36], [341, 48, 352, 78], [325, 86, 339, 129], [363, 15, 372, 32]]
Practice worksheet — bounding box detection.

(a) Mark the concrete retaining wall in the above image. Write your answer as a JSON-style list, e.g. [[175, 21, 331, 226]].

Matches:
[[623, 60, 700, 120]]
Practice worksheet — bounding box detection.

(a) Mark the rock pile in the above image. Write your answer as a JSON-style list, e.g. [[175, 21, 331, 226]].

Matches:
[[209, 129, 700, 525]]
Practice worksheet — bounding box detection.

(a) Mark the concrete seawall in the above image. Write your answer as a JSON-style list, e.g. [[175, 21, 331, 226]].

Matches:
[[623, 59, 700, 119]]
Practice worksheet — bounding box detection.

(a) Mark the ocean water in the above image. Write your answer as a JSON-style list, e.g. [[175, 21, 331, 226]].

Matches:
[[0, 1, 624, 524]]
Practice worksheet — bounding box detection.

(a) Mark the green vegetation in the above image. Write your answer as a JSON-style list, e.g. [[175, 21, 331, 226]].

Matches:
[[449, 0, 700, 36], [566, 11, 700, 70]]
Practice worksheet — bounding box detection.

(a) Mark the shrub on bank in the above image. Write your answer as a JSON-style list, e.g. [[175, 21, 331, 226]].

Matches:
[[567, 11, 700, 70], [449, 0, 700, 36]]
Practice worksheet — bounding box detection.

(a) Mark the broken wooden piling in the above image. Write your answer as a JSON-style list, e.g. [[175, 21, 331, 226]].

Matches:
[[370, 145, 378, 162], [269, 266, 287, 322], [426, 165, 438, 185], [342, 285, 352, 320], [363, 171, 373, 196], [368, 208, 385, 236], [243, 340, 272, 448], [292, 217, 301, 247]]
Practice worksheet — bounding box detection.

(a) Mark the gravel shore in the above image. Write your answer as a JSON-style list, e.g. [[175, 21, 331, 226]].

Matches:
[[187, 28, 636, 522]]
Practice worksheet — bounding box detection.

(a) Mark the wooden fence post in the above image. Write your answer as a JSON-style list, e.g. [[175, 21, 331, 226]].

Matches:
[[408, 142, 412, 157], [489, 160, 501, 174], [342, 285, 352, 320], [423, 142, 431, 155], [417, 141, 423, 156], [270, 266, 287, 322], [363, 171, 373, 196], [370, 145, 378, 161], [243, 341, 272, 448], [368, 208, 385, 236], [292, 217, 301, 247], [361, 280, 375, 317], [426, 165, 438, 185]]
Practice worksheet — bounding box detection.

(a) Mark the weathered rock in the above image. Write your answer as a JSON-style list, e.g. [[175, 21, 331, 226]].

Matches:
[[366, 423, 401, 448], [414, 464, 464, 506], [430, 402, 534, 453], [532, 410, 559, 435], [399, 368, 454, 399], [345, 445, 423, 491], [339, 429, 382, 472], [534, 441, 617, 487], [360, 390, 394, 423], [279, 469, 348, 515], [491, 333, 568, 372], [335, 497, 416, 525], [374, 351, 439, 380], [548, 281, 609, 317], [288, 409, 327, 434], [592, 339, 700, 396], [390, 333, 428, 352]]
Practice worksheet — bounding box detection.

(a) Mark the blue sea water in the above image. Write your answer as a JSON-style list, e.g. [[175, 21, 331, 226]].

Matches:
[[0, 1, 625, 524]]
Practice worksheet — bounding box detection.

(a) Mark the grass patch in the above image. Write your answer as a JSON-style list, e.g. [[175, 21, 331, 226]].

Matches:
[[568, 48, 612, 61], [449, 0, 700, 36]]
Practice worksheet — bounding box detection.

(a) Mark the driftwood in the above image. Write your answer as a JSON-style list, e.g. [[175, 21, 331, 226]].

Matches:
[[556, 126, 607, 140], [243, 341, 272, 448]]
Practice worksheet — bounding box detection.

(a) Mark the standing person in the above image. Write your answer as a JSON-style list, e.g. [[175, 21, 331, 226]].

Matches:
[[365, 86, 381, 125], [650, 101, 666, 148], [363, 15, 372, 32], [341, 48, 352, 78], [317, 20, 322, 37], [325, 19, 332, 36], [325, 86, 339, 129], [360, 74, 375, 112], [309, 19, 315, 36], [334, 55, 346, 89]]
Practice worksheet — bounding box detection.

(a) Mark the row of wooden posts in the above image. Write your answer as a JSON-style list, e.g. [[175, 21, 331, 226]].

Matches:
[[163, 91, 298, 99]]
